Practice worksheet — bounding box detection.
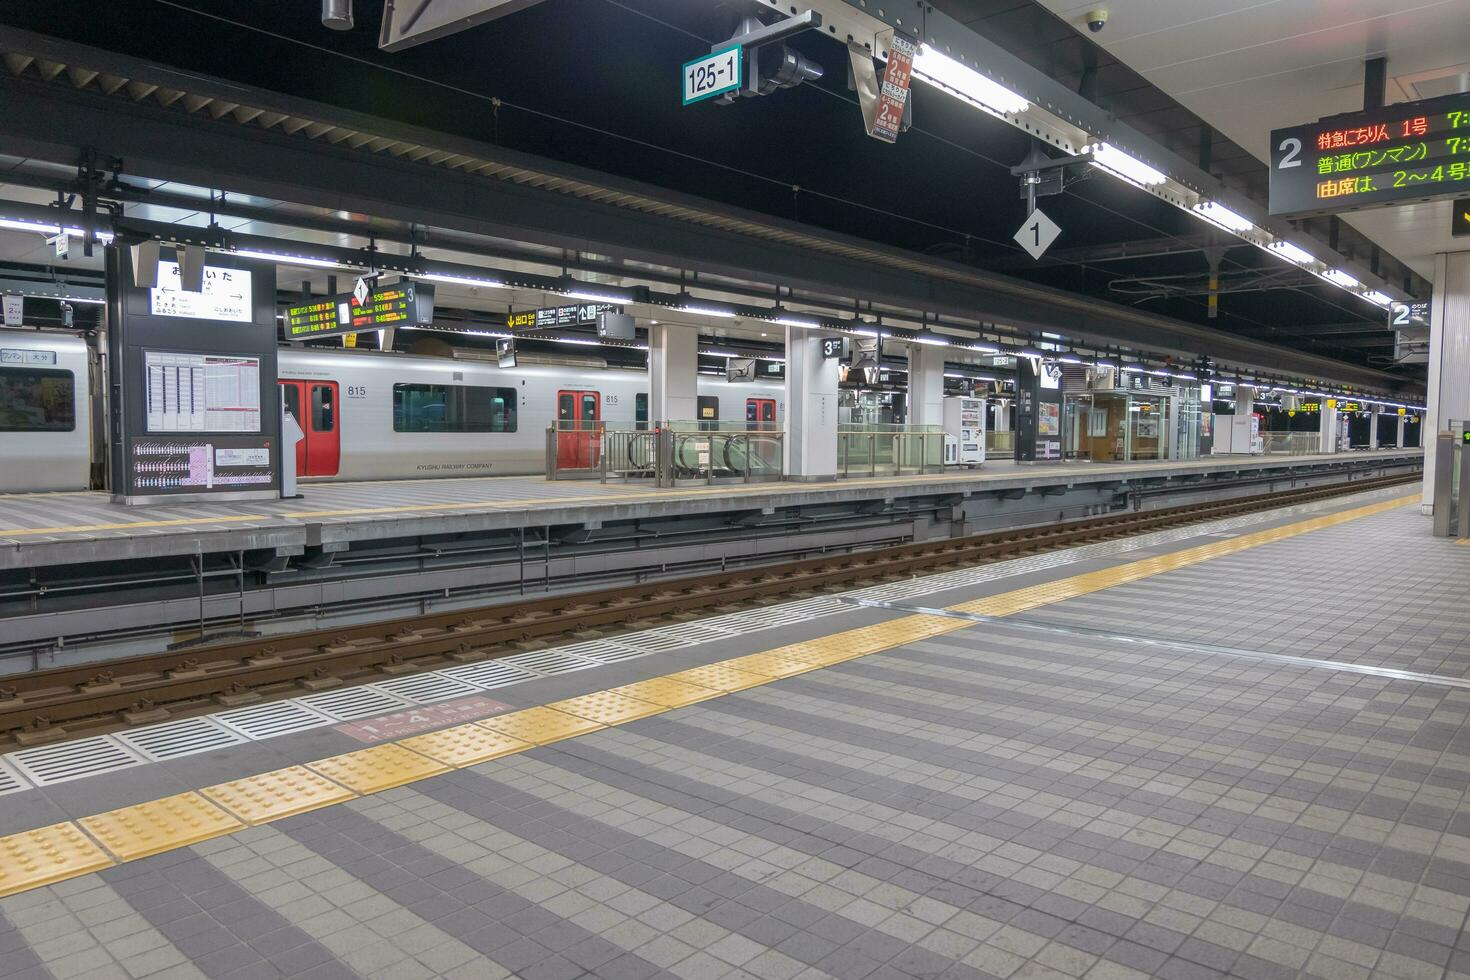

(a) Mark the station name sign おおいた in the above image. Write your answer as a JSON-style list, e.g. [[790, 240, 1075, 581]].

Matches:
[[284, 281, 435, 340], [1269, 91, 1470, 216]]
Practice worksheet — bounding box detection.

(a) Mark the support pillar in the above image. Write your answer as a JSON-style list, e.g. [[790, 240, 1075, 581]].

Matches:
[[1369, 409, 1379, 450], [1397, 414, 1406, 449], [783, 325, 838, 480], [992, 399, 1011, 432], [649, 324, 698, 425], [1423, 251, 1470, 513], [1318, 402, 1339, 454], [1229, 386, 1254, 454], [907, 344, 945, 429]]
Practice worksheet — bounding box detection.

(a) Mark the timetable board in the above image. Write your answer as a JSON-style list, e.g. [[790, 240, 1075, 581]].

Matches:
[[144, 351, 261, 433], [1270, 91, 1470, 216]]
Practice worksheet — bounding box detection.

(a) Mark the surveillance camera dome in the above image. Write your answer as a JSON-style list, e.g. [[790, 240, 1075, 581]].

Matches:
[[1085, 8, 1108, 32]]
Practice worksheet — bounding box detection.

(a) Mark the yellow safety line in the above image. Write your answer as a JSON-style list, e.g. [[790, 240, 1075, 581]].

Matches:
[[0, 493, 1415, 897], [0, 515, 272, 538]]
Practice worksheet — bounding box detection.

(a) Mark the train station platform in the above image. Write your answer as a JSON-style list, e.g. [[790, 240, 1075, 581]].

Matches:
[[0, 449, 1422, 571], [1, 480, 1465, 980]]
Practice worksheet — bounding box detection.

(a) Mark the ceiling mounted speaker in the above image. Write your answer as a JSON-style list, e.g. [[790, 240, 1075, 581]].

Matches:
[[322, 0, 353, 30], [130, 240, 161, 289], [178, 244, 206, 293]]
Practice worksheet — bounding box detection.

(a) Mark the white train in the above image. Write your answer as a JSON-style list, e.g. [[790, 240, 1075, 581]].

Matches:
[[0, 328, 785, 492]]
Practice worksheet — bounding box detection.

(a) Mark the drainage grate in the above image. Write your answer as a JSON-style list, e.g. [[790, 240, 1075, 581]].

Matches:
[[117, 717, 248, 762], [215, 701, 334, 740], [619, 623, 734, 653], [299, 686, 412, 721], [0, 756, 28, 796], [440, 659, 539, 690], [551, 640, 647, 664], [502, 649, 600, 676], [9, 737, 146, 787], [370, 673, 482, 704]]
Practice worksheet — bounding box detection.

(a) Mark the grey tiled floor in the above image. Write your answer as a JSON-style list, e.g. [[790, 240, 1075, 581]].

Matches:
[[3, 498, 1466, 980]]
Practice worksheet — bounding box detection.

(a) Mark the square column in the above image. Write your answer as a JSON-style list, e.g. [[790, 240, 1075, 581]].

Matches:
[[783, 325, 838, 480], [1318, 403, 1339, 453], [649, 323, 698, 425], [1422, 252, 1470, 512], [1369, 409, 1379, 450], [907, 344, 945, 429], [1397, 414, 1406, 448]]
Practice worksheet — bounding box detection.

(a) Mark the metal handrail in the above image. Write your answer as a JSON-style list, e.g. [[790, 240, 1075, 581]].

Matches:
[[547, 423, 786, 485]]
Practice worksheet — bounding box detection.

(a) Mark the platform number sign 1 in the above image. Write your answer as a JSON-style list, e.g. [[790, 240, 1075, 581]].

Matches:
[[1013, 208, 1061, 261], [683, 44, 743, 105]]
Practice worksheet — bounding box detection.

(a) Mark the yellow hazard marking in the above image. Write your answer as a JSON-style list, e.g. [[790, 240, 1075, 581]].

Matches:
[[665, 663, 771, 692], [79, 792, 244, 862], [547, 690, 665, 726], [0, 514, 270, 538], [0, 492, 1416, 898], [477, 706, 605, 744], [400, 723, 532, 768], [306, 744, 449, 795], [202, 766, 357, 825], [606, 677, 722, 708], [0, 822, 113, 898]]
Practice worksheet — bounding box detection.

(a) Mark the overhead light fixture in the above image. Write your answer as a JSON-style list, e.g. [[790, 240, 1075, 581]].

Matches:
[[556, 278, 633, 305], [1321, 269, 1361, 289], [1362, 290, 1391, 307], [912, 332, 950, 347], [233, 248, 356, 270], [768, 309, 822, 328], [0, 216, 114, 243], [1266, 240, 1315, 266], [676, 296, 737, 318], [418, 272, 506, 288], [1083, 142, 1168, 187], [1192, 201, 1255, 233], [911, 46, 1029, 117]]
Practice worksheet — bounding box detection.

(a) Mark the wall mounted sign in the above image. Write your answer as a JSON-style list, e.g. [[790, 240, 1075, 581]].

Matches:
[[507, 302, 617, 332], [149, 262, 252, 323], [683, 44, 743, 105], [285, 281, 435, 340], [1270, 92, 1470, 216]]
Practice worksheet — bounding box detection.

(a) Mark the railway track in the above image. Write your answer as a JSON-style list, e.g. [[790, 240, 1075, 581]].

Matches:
[[0, 474, 1417, 747]]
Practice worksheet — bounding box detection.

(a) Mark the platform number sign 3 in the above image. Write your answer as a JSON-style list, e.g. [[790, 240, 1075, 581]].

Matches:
[[1014, 208, 1062, 261]]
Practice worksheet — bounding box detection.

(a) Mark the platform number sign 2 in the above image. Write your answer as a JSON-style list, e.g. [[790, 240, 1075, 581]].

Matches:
[[683, 45, 743, 105], [1013, 208, 1062, 261]]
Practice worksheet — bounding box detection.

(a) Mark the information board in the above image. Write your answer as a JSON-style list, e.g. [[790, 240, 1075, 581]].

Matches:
[[150, 262, 253, 323], [144, 351, 261, 433], [284, 281, 434, 340], [128, 435, 275, 494], [507, 302, 616, 332], [1270, 92, 1470, 215]]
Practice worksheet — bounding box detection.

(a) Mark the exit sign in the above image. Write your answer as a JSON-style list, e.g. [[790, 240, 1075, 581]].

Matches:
[[1454, 198, 1470, 237]]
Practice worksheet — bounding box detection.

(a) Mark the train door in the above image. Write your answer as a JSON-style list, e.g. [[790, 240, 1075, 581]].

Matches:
[[556, 389, 601, 469], [746, 397, 776, 429], [279, 380, 341, 477]]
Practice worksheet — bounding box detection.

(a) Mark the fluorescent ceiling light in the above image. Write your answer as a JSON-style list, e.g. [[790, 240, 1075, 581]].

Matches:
[[419, 272, 506, 288], [1362, 290, 1391, 307], [557, 279, 632, 304], [0, 217, 113, 243], [1192, 201, 1254, 233], [1084, 143, 1167, 187], [678, 300, 737, 318], [234, 249, 354, 270], [770, 311, 822, 328], [912, 46, 1029, 117], [1266, 240, 1315, 265], [1321, 269, 1361, 289], [1094, 360, 1115, 369], [912, 334, 950, 347]]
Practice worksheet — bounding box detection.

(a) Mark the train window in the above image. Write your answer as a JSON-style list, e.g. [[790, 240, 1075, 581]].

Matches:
[[282, 383, 302, 425], [0, 368, 75, 432], [311, 384, 335, 432], [393, 383, 518, 433]]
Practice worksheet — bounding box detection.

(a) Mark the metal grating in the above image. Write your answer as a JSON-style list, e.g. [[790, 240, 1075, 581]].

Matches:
[[9, 737, 146, 787], [0, 756, 28, 796], [369, 673, 482, 705], [502, 649, 600, 676], [215, 701, 334, 741], [116, 717, 247, 762], [617, 623, 735, 653], [299, 686, 412, 721], [550, 640, 647, 664], [440, 659, 539, 690]]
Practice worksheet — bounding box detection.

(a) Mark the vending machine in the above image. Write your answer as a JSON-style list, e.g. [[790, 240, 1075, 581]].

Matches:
[[943, 396, 986, 467]]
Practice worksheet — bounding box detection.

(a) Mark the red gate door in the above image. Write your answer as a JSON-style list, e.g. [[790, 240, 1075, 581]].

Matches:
[[746, 398, 776, 428], [557, 389, 601, 469], [279, 380, 341, 477]]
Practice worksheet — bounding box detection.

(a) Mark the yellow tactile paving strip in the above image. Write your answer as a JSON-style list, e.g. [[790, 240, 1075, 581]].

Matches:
[[79, 792, 245, 862], [202, 766, 357, 825], [0, 493, 1415, 896]]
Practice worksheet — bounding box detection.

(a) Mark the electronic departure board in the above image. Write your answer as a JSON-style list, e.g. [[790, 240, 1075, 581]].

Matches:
[[284, 282, 435, 340], [1270, 92, 1470, 216]]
